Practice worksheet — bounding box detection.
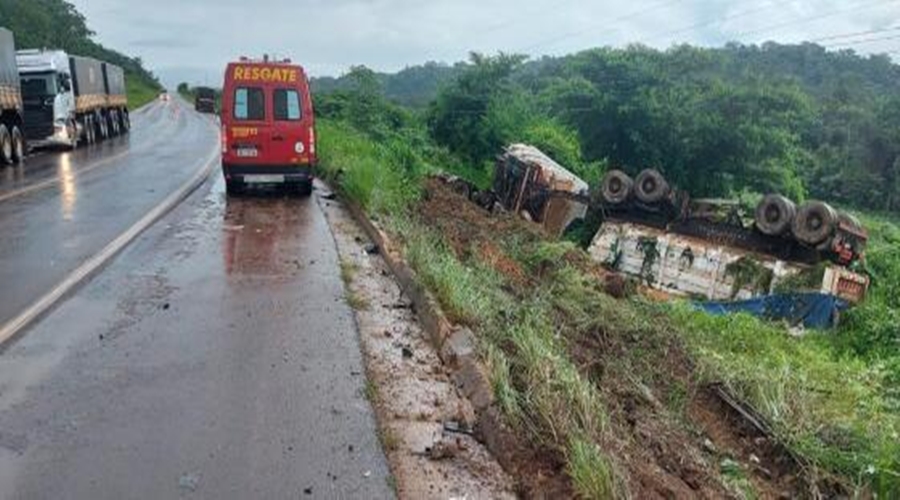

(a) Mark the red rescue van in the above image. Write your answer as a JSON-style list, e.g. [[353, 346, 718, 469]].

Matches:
[[221, 57, 316, 195]]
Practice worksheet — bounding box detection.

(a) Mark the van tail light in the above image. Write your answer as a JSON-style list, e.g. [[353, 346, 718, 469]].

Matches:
[[221, 124, 228, 154], [309, 127, 316, 155]]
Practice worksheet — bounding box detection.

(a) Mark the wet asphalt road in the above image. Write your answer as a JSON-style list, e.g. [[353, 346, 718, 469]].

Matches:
[[0, 102, 392, 497], [0, 97, 219, 330]]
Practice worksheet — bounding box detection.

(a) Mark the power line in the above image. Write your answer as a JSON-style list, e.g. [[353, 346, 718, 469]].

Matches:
[[806, 25, 900, 43], [475, 0, 594, 36], [823, 33, 900, 48], [728, 0, 899, 41], [519, 0, 686, 53], [642, 1, 779, 43]]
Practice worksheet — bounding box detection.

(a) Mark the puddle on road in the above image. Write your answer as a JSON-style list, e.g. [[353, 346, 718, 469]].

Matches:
[[221, 192, 318, 277]]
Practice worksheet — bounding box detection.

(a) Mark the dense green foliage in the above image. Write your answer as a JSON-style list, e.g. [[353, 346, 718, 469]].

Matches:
[[0, 0, 162, 108], [313, 62, 462, 108], [319, 45, 900, 211]]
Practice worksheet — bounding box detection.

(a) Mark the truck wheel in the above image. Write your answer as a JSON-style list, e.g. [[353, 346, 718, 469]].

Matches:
[[0, 125, 12, 165], [98, 115, 108, 141], [86, 117, 95, 145], [11, 126, 25, 163], [601, 170, 633, 205], [838, 212, 863, 233], [792, 201, 837, 246], [121, 112, 130, 133], [755, 194, 796, 236], [634, 169, 669, 204], [66, 119, 79, 150]]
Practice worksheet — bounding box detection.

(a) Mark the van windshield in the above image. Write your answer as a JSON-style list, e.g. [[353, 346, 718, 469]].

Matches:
[[234, 87, 265, 120], [21, 72, 58, 98], [273, 89, 301, 121]]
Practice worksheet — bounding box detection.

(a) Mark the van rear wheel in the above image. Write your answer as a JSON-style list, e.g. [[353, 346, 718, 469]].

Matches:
[[225, 179, 245, 196], [295, 180, 313, 197]]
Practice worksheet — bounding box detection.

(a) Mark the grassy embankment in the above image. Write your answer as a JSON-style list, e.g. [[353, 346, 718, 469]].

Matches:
[[126, 74, 161, 110], [318, 117, 900, 497]]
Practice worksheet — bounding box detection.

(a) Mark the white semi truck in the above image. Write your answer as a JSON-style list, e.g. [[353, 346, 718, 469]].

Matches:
[[16, 49, 129, 149]]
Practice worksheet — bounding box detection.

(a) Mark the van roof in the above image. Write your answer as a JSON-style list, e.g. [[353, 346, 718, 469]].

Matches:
[[226, 60, 305, 70]]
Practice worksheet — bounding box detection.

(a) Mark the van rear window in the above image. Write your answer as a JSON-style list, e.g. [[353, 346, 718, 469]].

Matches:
[[234, 87, 265, 120], [273, 89, 301, 121]]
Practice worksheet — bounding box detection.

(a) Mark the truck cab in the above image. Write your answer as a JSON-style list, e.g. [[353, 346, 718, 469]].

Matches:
[[194, 86, 216, 114], [220, 58, 316, 195], [16, 50, 127, 150], [16, 50, 78, 149]]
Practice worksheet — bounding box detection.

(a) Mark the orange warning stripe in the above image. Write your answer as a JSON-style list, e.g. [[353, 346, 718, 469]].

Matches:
[[108, 95, 127, 107], [0, 85, 22, 111], [75, 94, 108, 112]]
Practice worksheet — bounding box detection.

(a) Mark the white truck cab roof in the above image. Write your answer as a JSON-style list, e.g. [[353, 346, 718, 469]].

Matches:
[[16, 49, 70, 75]]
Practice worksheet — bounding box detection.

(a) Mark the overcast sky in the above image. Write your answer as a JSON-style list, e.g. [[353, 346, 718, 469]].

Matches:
[[69, 0, 900, 87]]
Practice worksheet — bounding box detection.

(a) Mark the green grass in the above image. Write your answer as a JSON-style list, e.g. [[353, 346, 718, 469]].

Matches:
[[126, 75, 161, 110], [346, 290, 370, 311], [668, 305, 900, 494], [339, 259, 358, 286], [364, 379, 378, 402], [318, 120, 429, 215], [567, 437, 624, 499]]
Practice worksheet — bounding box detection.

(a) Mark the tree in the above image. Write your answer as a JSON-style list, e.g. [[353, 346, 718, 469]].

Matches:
[[428, 52, 528, 166]]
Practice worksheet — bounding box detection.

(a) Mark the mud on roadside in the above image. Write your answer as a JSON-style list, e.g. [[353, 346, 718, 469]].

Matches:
[[317, 184, 516, 499]]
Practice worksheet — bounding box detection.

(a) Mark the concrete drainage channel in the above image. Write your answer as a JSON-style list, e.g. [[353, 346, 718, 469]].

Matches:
[[0, 143, 220, 350], [317, 183, 538, 497]]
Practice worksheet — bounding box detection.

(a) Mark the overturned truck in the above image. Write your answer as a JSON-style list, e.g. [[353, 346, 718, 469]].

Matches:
[[591, 169, 869, 325], [493, 144, 591, 237]]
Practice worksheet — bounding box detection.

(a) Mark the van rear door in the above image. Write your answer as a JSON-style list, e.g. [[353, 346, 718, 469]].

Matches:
[[229, 84, 270, 164], [266, 86, 313, 167]]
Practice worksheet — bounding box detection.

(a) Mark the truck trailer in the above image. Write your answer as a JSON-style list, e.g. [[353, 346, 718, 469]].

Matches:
[[591, 168, 870, 327], [0, 27, 25, 164], [16, 50, 129, 149]]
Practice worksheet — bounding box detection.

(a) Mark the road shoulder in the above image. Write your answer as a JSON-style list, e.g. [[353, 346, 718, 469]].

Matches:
[[317, 184, 515, 498]]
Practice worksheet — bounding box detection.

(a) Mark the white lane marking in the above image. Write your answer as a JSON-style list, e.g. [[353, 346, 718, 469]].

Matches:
[[0, 149, 132, 203], [0, 138, 220, 350], [0, 100, 182, 204]]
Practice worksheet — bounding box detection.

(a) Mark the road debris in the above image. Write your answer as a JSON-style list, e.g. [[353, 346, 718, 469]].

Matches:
[[178, 473, 200, 492]]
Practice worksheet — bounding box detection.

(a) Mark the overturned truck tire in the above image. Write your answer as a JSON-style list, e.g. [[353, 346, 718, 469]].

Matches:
[[634, 169, 669, 204], [600, 170, 633, 205], [838, 212, 863, 233], [792, 201, 838, 246], [755, 194, 796, 236]]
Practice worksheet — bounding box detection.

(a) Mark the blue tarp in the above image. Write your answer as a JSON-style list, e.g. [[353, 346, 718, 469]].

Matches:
[[695, 293, 850, 329]]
